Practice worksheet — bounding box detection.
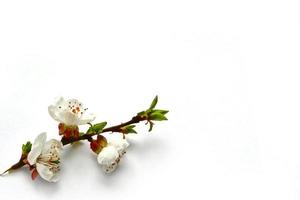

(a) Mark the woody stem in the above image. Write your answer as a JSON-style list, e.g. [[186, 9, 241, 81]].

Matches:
[[1, 154, 27, 175], [61, 115, 146, 146]]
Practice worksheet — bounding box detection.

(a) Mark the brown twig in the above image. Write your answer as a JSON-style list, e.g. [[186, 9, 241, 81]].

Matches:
[[1, 154, 26, 176], [61, 115, 146, 145]]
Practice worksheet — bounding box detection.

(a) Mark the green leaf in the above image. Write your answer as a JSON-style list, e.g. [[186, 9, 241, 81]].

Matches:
[[152, 109, 169, 115], [87, 122, 107, 134], [137, 111, 146, 115], [122, 125, 137, 134], [79, 132, 85, 136], [149, 95, 158, 110], [22, 141, 32, 154], [93, 122, 107, 132], [125, 125, 135, 129], [127, 129, 137, 134], [149, 113, 168, 121]]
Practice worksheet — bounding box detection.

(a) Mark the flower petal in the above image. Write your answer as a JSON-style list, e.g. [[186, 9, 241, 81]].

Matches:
[[42, 139, 63, 154], [60, 111, 79, 125], [97, 145, 119, 166], [48, 96, 67, 122], [36, 163, 58, 182], [49, 96, 96, 126], [101, 163, 117, 173], [77, 113, 96, 125], [27, 132, 47, 165], [49, 170, 61, 182], [109, 137, 129, 155]]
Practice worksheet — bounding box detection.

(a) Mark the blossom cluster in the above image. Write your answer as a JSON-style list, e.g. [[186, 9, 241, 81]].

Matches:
[[1, 96, 168, 183]]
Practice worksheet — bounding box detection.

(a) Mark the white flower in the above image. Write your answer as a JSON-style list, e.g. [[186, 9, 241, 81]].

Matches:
[[97, 145, 120, 173], [48, 97, 96, 126], [109, 137, 130, 156], [27, 132, 63, 182], [97, 138, 129, 173]]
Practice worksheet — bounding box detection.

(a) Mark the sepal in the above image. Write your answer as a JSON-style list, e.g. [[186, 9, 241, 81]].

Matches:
[[90, 135, 108, 154]]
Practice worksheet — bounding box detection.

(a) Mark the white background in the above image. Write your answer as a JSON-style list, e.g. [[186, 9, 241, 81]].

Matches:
[[0, 0, 300, 199]]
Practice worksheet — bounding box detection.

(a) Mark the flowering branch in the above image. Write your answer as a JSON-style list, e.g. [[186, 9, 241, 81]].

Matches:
[[1, 96, 168, 182], [61, 115, 145, 145]]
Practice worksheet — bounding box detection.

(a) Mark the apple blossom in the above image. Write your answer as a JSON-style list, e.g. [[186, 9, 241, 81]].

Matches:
[[48, 97, 96, 126], [97, 138, 129, 173], [27, 132, 63, 182]]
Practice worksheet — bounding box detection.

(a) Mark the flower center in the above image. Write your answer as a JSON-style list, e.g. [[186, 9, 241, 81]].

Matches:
[[66, 99, 88, 116], [37, 155, 60, 173], [37, 144, 61, 173]]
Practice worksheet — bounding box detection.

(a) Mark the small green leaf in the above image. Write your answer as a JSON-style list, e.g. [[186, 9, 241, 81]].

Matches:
[[137, 111, 146, 115], [149, 113, 168, 121], [125, 125, 135, 129], [126, 125, 137, 133], [152, 109, 169, 115], [22, 141, 32, 154], [78, 132, 84, 136], [127, 129, 137, 134], [149, 95, 158, 110], [121, 125, 137, 134], [93, 122, 107, 132], [87, 122, 107, 134]]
